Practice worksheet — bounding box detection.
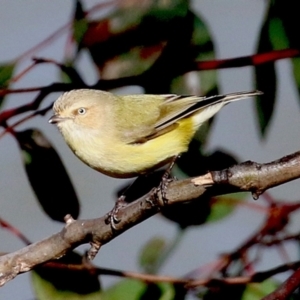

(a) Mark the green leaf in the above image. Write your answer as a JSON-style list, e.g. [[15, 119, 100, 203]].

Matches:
[[271, 0, 300, 101], [0, 63, 14, 87], [206, 194, 247, 223], [80, 0, 191, 87], [171, 11, 218, 96], [0, 62, 15, 107], [102, 279, 146, 300], [242, 280, 279, 300], [177, 142, 238, 178], [157, 283, 175, 300], [255, 0, 300, 136], [268, 17, 289, 50], [255, 62, 276, 136], [106, 281, 175, 300], [73, 0, 88, 44], [140, 282, 175, 300], [73, 17, 88, 46], [139, 237, 167, 274], [272, 0, 298, 49], [16, 129, 80, 222], [161, 198, 211, 229], [109, 0, 189, 34], [58, 61, 85, 85], [32, 252, 101, 300], [255, 11, 277, 136], [32, 272, 102, 300], [292, 58, 300, 97]]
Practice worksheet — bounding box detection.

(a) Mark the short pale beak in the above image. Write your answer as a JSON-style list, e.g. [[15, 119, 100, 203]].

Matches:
[[49, 114, 67, 124]]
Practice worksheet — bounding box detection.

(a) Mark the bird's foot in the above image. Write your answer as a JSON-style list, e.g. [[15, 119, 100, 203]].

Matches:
[[158, 170, 175, 205], [105, 195, 127, 230], [87, 240, 101, 260]]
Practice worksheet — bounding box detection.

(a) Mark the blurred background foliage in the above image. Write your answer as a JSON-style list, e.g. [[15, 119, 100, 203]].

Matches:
[[1, 0, 300, 299]]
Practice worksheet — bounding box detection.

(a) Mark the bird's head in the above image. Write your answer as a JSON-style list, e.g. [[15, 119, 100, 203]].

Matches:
[[49, 89, 115, 132]]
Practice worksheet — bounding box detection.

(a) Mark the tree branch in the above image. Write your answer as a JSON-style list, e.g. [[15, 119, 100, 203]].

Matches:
[[0, 151, 300, 286], [262, 266, 300, 300], [38, 259, 300, 288]]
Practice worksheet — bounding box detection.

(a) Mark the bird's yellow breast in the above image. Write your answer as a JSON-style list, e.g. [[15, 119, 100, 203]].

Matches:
[[66, 117, 195, 178]]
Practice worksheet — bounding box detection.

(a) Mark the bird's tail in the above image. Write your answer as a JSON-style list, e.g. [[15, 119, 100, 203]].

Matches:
[[192, 90, 263, 127], [199, 90, 263, 108]]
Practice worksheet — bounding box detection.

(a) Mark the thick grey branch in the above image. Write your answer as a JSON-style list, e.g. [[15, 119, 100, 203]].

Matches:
[[1, 151, 300, 286]]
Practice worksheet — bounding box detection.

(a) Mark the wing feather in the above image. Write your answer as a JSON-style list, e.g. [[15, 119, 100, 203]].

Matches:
[[119, 91, 261, 144]]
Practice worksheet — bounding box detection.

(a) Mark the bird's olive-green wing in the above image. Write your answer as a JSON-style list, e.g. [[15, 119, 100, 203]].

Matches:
[[115, 94, 201, 144], [115, 91, 260, 144], [113, 94, 166, 143]]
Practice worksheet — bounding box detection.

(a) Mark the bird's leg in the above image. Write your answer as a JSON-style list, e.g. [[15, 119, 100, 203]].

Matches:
[[158, 155, 179, 205], [105, 177, 141, 230], [106, 156, 179, 229]]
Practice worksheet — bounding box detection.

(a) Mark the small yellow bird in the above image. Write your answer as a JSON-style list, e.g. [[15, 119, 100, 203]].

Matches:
[[49, 89, 261, 178]]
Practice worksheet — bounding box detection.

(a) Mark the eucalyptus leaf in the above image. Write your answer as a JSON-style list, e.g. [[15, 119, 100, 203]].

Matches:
[[16, 129, 80, 222]]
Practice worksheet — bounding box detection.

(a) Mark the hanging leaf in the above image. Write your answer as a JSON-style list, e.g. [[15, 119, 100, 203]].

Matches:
[[32, 252, 101, 300], [206, 194, 247, 223], [242, 280, 279, 300], [255, 0, 300, 136], [161, 196, 212, 229], [0, 62, 15, 108], [255, 62, 276, 136], [255, 6, 277, 136], [139, 237, 167, 274], [0, 63, 14, 87], [139, 282, 175, 300], [177, 141, 238, 177], [103, 278, 174, 300], [271, 0, 300, 103], [15, 129, 80, 222], [171, 10, 218, 96], [73, 0, 88, 45], [102, 279, 146, 300], [80, 0, 190, 86]]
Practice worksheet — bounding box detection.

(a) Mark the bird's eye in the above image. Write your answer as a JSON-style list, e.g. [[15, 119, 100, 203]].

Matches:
[[77, 108, 86, 115]]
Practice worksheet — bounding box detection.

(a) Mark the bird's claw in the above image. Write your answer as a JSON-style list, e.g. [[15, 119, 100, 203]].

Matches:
[[87, 241, 101, 260], [158, 172, 175, 205]]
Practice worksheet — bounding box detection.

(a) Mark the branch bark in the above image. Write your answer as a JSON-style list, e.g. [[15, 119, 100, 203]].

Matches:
[[0, 151, 300, 287]]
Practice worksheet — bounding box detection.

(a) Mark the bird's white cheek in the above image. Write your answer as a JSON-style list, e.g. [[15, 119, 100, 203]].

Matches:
[[60, 122, 97, 146], [56, 121, 79, 144], [56, 122, 71, 135]]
